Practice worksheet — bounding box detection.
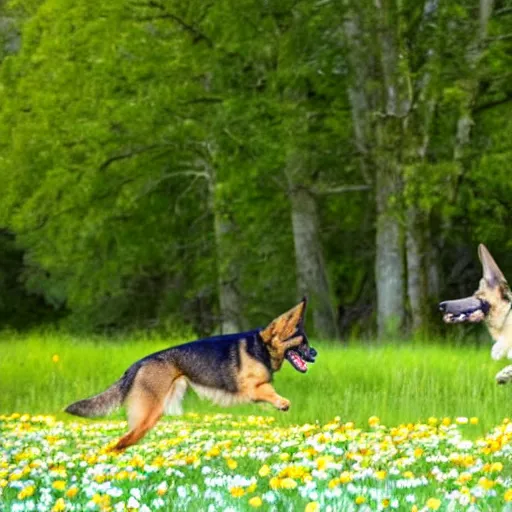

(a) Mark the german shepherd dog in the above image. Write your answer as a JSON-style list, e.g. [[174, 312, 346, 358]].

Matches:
[[439, 244, 512, 384], [65, 298, 316, 450]]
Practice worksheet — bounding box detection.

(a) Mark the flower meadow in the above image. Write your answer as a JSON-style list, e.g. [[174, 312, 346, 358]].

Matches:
[[2, 413, 512, 512]]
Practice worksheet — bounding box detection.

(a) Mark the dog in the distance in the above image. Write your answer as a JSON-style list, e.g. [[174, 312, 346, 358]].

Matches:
[[439, 244, 512, 384], [65, 298, 316, 450]]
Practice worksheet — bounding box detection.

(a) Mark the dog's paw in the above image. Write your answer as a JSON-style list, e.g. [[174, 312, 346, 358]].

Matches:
[[275, 398, 290, 411], [496, 365, 512, 385], [491, 340, 508, 361]]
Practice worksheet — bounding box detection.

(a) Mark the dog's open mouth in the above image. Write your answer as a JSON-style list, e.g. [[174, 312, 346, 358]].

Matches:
[[439, 297, 489, 324], [285, 346, 316, 373]]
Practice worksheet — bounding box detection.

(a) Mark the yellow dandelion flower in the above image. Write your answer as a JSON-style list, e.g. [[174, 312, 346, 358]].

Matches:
[[504, 489, 512, 501], [478, 477, 495, 490], [258, 464, 270, 477], [490, 462, 503, 472], [426, 498, 441, 510], [382, 498, 390, 508], [470, 417, 478, 425], [52, 480, 67, 491], [368, 416, 380, 427], [269, 477, 280, 490], [375, 470, 386, 480], [18, 485, 35, 500], [457, 472, 472, 484], [52, 498, 66, 512], [355, 496, 366, 505], [207, 446, 221, 457], [66, 487, 78, 499], [339, 471, 353, 484], [279, 453, 290, 461], [427, 417, 438, 426], [247, 483, 257, 493], [316, 454, 333, 470], [226, 458, 238, 470], [230, 487, 245, 498], [403, 471, 414, 479], [52, 354, 60, 363], [280, 478, 298, 490], [413, 447, 423, 458], [249, 496, 262, 508], [328, 478, 340, 489], [441, 417, 451, 426], [305, 502, 319, 512]]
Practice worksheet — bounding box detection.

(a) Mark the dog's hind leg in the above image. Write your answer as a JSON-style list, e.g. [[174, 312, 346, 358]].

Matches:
[[164, 376, 188, 416], [113, 363, 179, 450]]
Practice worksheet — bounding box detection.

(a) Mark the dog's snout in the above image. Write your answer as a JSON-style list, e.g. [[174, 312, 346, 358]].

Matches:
[[309, 347, 317, 357], [439, 301, 447, 312]]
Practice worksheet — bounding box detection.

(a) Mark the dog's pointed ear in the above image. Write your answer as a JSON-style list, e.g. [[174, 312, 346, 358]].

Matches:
[[478, 244, 506, 287], [260, 298, 307, 344]]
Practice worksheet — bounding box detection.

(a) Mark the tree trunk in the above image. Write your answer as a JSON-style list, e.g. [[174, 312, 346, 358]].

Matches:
[[207, 164, 246, 334], [289, 186, 339, 340], [406, 207, 429, 332], [375, 168, 405, 338]]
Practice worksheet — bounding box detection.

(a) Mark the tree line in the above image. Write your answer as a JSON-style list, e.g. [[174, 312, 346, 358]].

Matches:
[[0, 0, 511, 338]]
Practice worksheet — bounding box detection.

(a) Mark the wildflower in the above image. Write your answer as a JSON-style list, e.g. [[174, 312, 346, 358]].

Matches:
[[52, 498, 66, 512], [65, 487, 78, 498], [226, 458, 238, 470], [156, 482, 168, 496], [280, 478, 297, 490], [426, 498, 441, 510], [249, 497, 262, 508], [478, 477, 495, 490], [230, 487, 245, 498], [18, 485, 35, 499], [355, 496, 366, 505], [339, 471, 353, 484], [305, 502, 319, 512], [368, 416, 380, 427], [258, 465, 270, 477], [52, 354, 60, 363], [52, 480, 66, 491], [375, 470, 386, 480], [504, 489, 512, 501], [127, 496, 140, 509], [470, 417, 478, 425]]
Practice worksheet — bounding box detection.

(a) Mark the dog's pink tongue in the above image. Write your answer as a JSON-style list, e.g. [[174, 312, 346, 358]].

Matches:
[[291, 352, 307, 371]]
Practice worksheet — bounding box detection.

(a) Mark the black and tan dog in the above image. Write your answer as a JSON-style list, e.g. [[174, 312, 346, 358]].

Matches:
[[65, 298, 316, 449], [440, 244, 512, 383]]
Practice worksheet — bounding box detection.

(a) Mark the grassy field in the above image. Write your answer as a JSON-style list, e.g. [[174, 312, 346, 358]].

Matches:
[[0, 331, 509, 432], [3, 332, 512, 511]]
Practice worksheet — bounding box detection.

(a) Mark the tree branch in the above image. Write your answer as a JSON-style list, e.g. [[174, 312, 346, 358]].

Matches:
[[311, 184, 371, 195], [133, 13, 213, 46], [474, 93, 512, 113], [99, 145, 166, 172]]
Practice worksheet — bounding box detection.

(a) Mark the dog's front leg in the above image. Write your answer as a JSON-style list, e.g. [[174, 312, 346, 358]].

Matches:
[[251, 383, 290, 411], [496, 365, 512, 384]]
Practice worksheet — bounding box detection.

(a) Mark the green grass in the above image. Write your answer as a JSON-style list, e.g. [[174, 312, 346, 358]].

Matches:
[[0, 331, 509, 433]]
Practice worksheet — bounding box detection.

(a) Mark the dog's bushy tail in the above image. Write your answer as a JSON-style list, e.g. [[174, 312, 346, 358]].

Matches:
[[65, 365, 140, 418], [65, 380, 124, 418]]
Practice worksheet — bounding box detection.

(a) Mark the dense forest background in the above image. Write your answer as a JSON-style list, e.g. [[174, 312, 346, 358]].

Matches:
[[0, 0, 511, 339]]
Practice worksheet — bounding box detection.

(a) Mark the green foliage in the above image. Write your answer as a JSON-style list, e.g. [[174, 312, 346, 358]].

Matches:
[[0, 0, 511, 334]]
